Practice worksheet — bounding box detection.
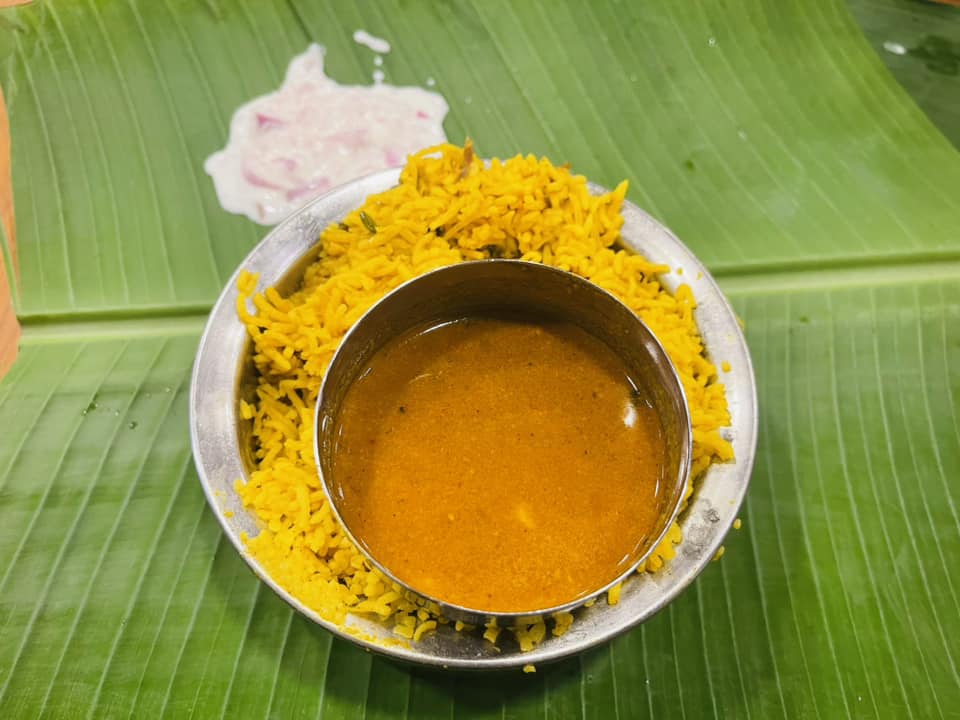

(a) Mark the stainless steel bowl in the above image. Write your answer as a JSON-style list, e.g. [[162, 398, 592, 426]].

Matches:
[[314, 259, 693, 626], [189, 167, 758, 670]]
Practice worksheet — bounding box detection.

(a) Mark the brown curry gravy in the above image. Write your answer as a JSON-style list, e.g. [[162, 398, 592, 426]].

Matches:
[[331, 315, 667, 613]]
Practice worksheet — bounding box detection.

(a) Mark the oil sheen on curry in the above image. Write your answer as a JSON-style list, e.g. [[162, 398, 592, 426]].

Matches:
[[331, 314, 667, 613]]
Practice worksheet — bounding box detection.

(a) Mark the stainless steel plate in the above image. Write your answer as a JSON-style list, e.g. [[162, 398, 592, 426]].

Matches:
[[189, 168, 758, 670]]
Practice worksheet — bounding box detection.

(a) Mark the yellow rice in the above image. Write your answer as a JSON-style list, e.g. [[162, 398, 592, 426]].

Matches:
[[234, 142, 733, 649]]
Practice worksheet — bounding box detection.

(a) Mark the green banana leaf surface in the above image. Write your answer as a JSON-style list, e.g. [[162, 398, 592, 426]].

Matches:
[[1, 0, 958, 717]]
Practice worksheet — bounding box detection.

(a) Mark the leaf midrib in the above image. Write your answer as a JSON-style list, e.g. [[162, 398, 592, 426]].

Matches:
[[16, 253, 960, 345]]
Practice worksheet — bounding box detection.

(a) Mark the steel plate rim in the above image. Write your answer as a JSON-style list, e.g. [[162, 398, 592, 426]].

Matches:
[[189, 167, 758, 670]]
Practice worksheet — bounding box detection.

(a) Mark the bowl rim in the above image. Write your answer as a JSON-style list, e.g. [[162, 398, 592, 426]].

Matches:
[[189, 166, 758, 670]]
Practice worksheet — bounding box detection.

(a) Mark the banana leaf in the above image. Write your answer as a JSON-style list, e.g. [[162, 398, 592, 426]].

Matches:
[[0, 0, 958, 717], [849, 0, 960, 147]]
